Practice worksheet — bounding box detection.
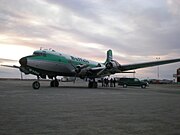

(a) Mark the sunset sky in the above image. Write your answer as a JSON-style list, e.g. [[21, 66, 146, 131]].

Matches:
[[0, 0, 180, 79]]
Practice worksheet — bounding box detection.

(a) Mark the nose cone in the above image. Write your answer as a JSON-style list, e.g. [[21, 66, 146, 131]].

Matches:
[[19, 57, 27, 66]]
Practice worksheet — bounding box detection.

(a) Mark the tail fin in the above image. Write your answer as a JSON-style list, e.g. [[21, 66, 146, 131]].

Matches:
[[105, 49, 113, 63]]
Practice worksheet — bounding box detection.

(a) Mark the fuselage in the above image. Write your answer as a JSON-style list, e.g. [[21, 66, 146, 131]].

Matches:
[[19, 49, 104, 78]]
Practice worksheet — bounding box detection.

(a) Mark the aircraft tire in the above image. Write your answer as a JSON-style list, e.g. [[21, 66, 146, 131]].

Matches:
[[93, 82, 98, 88], [32, 81, 40, 89], [123, 84, 127, 88], [50, 80, 59, 87], [88, 82, 93, 88], [54, 80, 59, 87], [88, 81, 98, 88]]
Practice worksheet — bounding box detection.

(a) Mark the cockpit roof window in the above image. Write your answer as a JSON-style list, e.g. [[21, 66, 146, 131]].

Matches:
[[33, 51, 46, 57]]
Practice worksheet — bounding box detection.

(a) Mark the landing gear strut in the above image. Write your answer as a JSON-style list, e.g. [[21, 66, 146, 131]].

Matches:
[[88, 79, 98, 88], [50, 78, 59, 87]]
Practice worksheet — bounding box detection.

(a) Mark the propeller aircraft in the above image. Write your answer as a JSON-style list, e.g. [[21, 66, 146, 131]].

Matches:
[[2, 49, 180, 89]]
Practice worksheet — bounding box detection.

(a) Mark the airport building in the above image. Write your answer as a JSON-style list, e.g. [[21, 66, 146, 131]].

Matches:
[[174, 68, 180, 83], [177, 68, 180, 83]]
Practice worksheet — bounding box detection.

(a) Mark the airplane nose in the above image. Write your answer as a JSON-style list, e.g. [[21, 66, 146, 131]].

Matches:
[[19, 57, 27, 66]]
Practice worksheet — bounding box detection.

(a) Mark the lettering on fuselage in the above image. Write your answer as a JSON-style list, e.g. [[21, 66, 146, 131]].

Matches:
[[70, 56, 89, 64]]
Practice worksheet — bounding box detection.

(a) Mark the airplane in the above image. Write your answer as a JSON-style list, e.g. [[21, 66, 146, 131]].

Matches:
[[1, 49, 180, 89]]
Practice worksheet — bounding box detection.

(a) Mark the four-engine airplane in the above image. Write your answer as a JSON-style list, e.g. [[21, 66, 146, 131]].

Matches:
[[2, 49, 180, 89]]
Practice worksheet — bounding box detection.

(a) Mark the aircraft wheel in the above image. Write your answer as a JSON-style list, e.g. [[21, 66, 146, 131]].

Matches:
[[123, 84, 127, 88], [88, 81, 93, 88], [50, 80, 59, 87], [93, 82, 98, 88], [54, 80, 59, 87], [88, 81, 98, 88], [32, 81, 40, 89]]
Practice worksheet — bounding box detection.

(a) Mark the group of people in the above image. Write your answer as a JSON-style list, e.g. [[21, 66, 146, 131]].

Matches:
[[101, 78, 116, 87]]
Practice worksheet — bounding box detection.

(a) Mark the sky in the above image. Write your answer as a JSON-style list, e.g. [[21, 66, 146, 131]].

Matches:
[[0, 0, 180, 80]]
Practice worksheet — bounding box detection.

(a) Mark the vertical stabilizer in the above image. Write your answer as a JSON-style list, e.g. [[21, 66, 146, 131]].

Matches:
[[105, 49, 113, 63]]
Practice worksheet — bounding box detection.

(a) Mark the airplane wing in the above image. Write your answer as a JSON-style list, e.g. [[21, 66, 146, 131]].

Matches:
[[1, 64, 20, 69], [120, 58, 180, 71], [88, 66, 135, 78], [89, 58, 180, 77], [1, 64, 35, 75]]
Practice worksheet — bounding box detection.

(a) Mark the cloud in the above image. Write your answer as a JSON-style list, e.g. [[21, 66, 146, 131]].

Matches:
[[167, 0, 180, 16], [0, 58, 17, 63], [0, 0, 179, 79]]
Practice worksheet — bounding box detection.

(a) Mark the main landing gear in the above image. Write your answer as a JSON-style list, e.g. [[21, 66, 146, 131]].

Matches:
[[50, 79, 59, 87], [88, 79, 98, 88], [32, 76, 59, 89]]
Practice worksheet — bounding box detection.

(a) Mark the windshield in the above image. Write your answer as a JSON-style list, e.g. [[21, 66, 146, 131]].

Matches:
[[33, 51, 46, 56]]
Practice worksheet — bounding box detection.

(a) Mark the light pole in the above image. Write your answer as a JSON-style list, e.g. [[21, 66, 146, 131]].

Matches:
[[156, 57, 160, 79], [133, 70, 135, 78]]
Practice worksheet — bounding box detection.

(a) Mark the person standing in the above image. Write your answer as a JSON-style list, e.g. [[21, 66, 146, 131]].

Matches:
[[113, 78, 116, 87], [110, 78, 113, 87], [101, 78, 104, 87]]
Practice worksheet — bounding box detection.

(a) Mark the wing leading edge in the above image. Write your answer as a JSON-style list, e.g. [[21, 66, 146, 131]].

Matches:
[[120, 58, 180, 71]]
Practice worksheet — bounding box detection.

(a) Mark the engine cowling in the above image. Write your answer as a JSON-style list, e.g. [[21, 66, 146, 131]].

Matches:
[[76, 64, 88, 73], [74, 64, 91, 79], [105, 60, 121, 70], [78, 68, 89, 79]]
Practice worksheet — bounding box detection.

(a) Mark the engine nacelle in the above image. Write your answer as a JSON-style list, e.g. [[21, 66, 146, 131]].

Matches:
[[78, 68, 89, 79], [105, 60, 121, 70], [76, 64, 89, 73]]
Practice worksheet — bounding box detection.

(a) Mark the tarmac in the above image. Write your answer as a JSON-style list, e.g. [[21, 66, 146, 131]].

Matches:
[[0, 80, 180, 135]]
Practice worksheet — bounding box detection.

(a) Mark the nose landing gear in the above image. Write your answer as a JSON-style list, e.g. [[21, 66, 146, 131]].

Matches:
[[32, 76, 40, 89], [32, 81, 40, 89]]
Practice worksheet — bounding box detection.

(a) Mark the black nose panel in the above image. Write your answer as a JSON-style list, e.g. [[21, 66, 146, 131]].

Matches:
[[19, 57, 27, 66]]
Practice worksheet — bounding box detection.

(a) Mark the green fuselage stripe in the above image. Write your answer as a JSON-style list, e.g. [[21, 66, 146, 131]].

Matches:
[[27, 51, 98, 68]]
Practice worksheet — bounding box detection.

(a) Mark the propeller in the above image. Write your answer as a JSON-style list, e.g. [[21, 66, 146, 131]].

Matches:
[[69, 61, 89, 83], [69, 62, 78, 83]]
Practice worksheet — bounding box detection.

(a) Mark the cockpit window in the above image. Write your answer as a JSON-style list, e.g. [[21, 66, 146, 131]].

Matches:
[[33, 51, 46, 57]]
